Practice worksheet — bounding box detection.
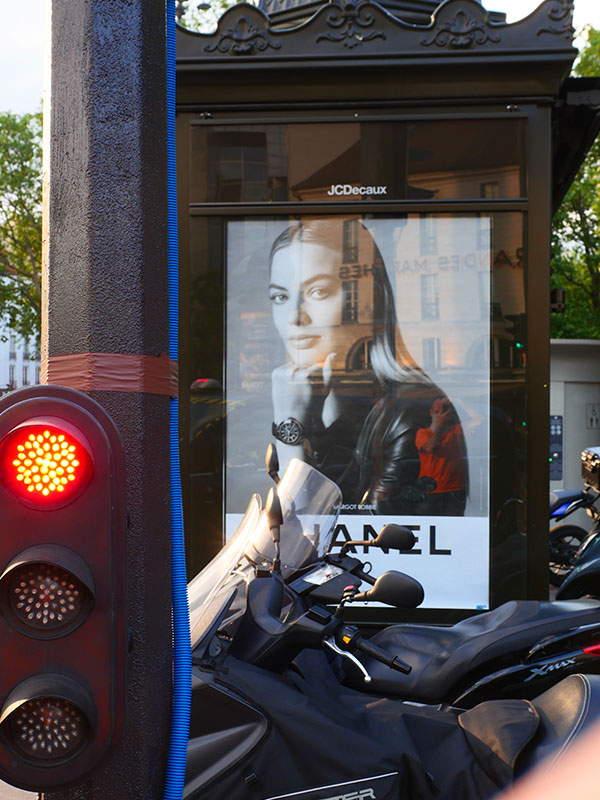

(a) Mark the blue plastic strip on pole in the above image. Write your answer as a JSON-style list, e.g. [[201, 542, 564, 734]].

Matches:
[[164, 2, 192, 798]]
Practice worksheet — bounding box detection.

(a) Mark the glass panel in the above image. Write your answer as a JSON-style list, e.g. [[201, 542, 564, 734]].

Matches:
[[190, 119, 527, 204], [183, 211, 527, 608]]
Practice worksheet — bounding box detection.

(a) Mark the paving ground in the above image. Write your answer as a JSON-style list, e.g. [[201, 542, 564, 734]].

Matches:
[[0, 784, 34, 799]]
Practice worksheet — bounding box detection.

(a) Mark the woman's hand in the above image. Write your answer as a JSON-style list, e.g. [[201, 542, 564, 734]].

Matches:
[[272, 352, 338, 430]]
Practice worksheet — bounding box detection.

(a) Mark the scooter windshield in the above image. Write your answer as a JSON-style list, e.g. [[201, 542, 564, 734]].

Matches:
[[246, 459, 342, 573], [188, 459, 341, 651]]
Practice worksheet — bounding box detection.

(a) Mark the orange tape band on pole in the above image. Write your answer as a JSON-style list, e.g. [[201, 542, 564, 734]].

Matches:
[[43, 353, 179, 398]]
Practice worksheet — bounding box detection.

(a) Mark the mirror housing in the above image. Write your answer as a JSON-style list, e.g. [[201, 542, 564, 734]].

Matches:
[[340, 524, 417, 555], [373, 524, 416, 551], [265, 443, 280, 484], [265, 488, 283, 544], [352, 570, 424, 609]]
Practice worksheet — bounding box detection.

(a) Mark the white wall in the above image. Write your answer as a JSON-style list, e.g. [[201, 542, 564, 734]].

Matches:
[[0, 330, 41, 396], [550, 339, 600, 528]]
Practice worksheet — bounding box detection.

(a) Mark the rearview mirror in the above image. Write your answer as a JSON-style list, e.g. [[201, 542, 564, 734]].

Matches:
[[265, 443, 280, 484], [372, 524, 416, 552], [340, 523, 417, 556], [352, 570, 424, 609]]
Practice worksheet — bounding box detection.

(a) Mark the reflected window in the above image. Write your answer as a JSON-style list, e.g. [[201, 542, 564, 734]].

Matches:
[[420, 214, 437, 255], [481, 181, 500, 199], [22, 366, 28, 386], [422, 337, 441, 370], [478, 271, 489, 320], [207, 131, 268, 202], [421, 274, 439, 320], [343, 219, 359, 263], [342, 280, 358, 323], [347, 338, 372, 371], [477, 214, 490, 251]]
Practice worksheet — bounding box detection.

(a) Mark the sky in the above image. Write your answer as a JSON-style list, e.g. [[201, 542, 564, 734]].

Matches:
[[1, 0, 600, 116]]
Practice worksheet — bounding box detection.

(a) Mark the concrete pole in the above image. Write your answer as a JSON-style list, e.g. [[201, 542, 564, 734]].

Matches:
[[43, 1, 172, 797]]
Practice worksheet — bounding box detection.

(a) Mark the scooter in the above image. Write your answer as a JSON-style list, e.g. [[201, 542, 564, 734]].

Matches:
[[262, 445, 600, 708], [549, 485, 600, 586], [185, 458, 600, 799]]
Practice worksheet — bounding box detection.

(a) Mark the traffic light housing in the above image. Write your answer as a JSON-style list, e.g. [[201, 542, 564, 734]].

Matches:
[[0, 386, 127, 791]]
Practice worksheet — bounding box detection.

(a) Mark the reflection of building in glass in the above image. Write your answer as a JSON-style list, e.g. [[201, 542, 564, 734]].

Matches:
[[422, 337, 441, 371], [421, 273, 439, 320], [420, 214, 438, 255], [342, 280, 358, 323], [343, 219, 359, 263], [190, 125, 289, 202], [190, 118, 525, 204], [393, 214, 525, 379], [481, 181, 500, 199]]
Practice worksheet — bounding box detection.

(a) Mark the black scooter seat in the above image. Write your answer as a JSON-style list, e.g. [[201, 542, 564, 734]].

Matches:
[[347, 599, 600, 702], [458, 673, 600, 785], [518, 673, 600, 775]]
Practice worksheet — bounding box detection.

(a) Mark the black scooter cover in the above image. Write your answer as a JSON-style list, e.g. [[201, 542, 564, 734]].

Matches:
[[189, 651, 539, 800]]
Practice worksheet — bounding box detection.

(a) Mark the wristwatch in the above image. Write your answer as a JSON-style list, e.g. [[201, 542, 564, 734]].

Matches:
[[272, 417, 304, 446]]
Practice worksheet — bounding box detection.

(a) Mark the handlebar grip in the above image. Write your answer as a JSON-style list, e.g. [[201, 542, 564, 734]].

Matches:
[[355, 569, 376, 586], [355, 637, 412, 674]]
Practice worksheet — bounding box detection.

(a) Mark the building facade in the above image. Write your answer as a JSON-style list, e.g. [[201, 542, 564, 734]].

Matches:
[[0, 331, 41, 396]]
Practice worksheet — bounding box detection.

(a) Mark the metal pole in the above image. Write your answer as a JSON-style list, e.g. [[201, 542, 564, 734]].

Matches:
[[43, 1, 172, 797]]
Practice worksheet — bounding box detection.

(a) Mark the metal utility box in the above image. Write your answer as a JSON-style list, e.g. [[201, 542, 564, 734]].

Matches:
[[176, 0, 600, 621]]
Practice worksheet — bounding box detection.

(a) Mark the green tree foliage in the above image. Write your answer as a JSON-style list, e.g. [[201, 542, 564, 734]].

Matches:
[[0, 111, 42, 342], [551, 27, 600, 339], [180, 0, 256, 34]]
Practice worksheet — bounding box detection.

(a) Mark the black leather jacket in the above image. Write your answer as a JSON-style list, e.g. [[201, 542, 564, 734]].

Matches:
[[308, 381, 461, 515]]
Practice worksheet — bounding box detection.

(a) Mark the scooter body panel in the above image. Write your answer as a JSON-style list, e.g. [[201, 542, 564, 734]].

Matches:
[[185, 673, 268, 799], [454, 648, 600, 707], [557, 554, 600, 600]]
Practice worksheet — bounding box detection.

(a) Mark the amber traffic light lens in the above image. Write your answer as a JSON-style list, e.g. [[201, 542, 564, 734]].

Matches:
[[0, 423, 92, 508], [5, 563, 92, 637], [7, 697, 90, 762]]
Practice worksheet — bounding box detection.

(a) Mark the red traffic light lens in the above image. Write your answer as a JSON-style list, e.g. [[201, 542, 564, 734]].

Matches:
[[0, 422, 92, 507], [7, 697, 90, 762]]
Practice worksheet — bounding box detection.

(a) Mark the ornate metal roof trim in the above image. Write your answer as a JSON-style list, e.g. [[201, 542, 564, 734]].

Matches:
[[176, 0, 575, 62]]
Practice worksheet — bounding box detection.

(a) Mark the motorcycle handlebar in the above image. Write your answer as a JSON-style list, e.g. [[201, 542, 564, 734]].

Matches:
[[355, 637, 412, 674], [354, 569, 377, 586], [337, 625, 412, 674]]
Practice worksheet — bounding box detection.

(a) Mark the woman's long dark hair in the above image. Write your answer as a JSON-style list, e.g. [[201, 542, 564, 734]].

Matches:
[[269, 216, 432, 387]]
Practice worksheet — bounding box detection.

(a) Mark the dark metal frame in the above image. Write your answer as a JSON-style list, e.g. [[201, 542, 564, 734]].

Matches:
[[176, 0, 591, 621]]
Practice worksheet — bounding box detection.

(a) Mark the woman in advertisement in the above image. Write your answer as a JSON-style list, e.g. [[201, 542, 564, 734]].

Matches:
[[267, 216, 468, 516]]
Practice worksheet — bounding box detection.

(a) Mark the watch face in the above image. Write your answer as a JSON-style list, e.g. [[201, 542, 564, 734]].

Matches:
[[277, 417, 303, 445]]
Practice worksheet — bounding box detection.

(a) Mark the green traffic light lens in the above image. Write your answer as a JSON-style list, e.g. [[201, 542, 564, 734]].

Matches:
[[8, 697, 90, 762], [0, 675, 97, 768]]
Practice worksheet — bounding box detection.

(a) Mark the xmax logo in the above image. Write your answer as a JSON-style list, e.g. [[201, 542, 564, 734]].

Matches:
[[322, 791, 376, 800], [524, 657, 576, 683]]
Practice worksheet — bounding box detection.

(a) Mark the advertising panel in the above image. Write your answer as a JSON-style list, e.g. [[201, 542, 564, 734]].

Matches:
[[224, 214, 490, 609]]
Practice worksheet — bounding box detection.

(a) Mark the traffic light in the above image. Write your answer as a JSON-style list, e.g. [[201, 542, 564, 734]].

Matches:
[[0, 385, 127, 791]]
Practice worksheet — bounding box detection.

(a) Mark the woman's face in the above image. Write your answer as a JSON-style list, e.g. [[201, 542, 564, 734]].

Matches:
[[269, 240, 343, 369]]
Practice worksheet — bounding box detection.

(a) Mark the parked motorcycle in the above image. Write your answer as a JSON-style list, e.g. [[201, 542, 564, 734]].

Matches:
[[549, 486, 600, 585], [549, 447, 600, 586], [185, 458, 600, 799]]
